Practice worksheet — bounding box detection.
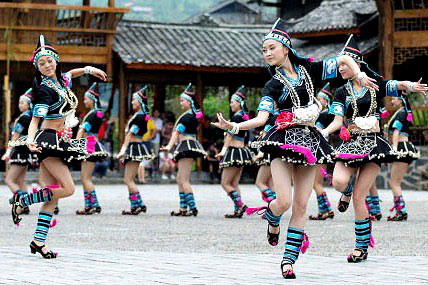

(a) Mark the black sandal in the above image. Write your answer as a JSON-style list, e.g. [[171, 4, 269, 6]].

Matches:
[[9, 193, 23, 225], [309, 211, 334, 220], [76, 208, 95, 215], [183, 208, 198, 217], [281, 262, 296, 279], [171, 209, 188, 216], [225, 205, 248, 219], [30, 241, 57, 259], [267, 223, 280, 246], [122, 205, 146, 215], [347, 248, 367, 263], [54, 206, 60, 215], [94, 206, 102, 214], [338, 194, 351, 213]]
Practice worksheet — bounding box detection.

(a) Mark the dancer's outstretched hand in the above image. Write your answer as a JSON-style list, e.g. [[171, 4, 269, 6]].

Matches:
[[92, 68, 108, 82], [412, 78, 428, 96], [359, 75, 379, 92], [211, 113, 233, 130]]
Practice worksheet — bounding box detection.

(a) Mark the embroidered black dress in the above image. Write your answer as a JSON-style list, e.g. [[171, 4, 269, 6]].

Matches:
[[123, 111, 154, 164], [80, 109, 109, 162], [172, 110, 206, 162], [329, 80, 402, 167], [256, 59, 340, 165], [9, 111, 38, 165], [220, 111, 254, 168], [386, 107, 420, 164], [15, 73, 89, 163]]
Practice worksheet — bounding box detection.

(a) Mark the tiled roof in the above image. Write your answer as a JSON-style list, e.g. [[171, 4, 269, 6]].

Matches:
[[288, 0, 378, 34], [184, 0, 259, 24], [114, 20, 377, 68]]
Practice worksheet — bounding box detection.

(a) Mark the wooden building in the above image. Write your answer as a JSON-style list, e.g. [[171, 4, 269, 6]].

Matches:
[[0, 1, 128, 147]]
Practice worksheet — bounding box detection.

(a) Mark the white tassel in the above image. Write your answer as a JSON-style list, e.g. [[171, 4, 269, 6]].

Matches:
[[40, 35, 45, 51]]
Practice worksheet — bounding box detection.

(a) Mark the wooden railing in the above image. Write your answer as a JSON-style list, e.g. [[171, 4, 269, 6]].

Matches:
[[0, 3, 128, 47]]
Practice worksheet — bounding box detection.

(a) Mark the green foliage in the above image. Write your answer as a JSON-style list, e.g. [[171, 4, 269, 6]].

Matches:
[[203, 88, 230, 120], [408, 92, 428, 127]]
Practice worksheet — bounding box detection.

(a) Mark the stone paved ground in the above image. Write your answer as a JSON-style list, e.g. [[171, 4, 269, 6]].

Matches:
[[1, 184, 428, 284]]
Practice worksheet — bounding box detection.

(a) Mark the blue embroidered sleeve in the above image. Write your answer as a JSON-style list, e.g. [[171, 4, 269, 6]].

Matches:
[[329, 102, 345, 117], [257, 96, 274, 113], [14, 123, 24, 134], [315, 121, 325, 129], [129, 124, 139, 134], [392, 120, 403, 131], [385, 80, 399, 97], [322, 58, 338, 80], [176, 123, 186, 134], [83, 122, 92, 132], [33, 104, 49, 118]]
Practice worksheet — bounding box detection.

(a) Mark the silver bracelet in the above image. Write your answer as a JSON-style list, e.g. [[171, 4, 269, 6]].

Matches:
[[230, 122, 240, 134], [408, 82, 416, 92], [356, 71, 367, 81], [84, 66, 95, 75]]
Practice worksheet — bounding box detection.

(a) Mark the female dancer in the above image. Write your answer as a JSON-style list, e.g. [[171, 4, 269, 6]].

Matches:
[[161, 83, 206, 217], [309, 83, 335, 220], [217, 86, 253, 218], [116, 86, 153, 215], [321, 35, 427, 262], [212, 19, 377, 279], [2, 89, 36, 214], [75, 83, 109, 215], [386, 92, 420, 221], [9, 34, 107, 258]]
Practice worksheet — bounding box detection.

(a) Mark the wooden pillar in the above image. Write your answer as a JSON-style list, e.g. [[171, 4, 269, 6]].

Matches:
[[377, 0, 394, 79], [196, 73, 203, 173], [154, 84, 166, 112], [106, 35, 114, 77], [118, 61, 129, 148], [3, 75, 11, 172], [108, 0, 115, 7]]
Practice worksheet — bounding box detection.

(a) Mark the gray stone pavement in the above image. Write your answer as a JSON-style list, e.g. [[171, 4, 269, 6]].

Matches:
[[1, 184, 428, 284]]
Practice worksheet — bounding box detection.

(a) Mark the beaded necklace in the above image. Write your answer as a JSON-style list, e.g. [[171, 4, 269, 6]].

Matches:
[[41, 77, 78, 116], [273, 65, 315, 108], [345, 81, 377, 123]]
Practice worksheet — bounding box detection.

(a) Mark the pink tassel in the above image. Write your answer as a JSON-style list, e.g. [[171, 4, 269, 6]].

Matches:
[[319, 168, 328, 177], [245, 206, 266, 216], [96, 111, 103, 119], [280, 144, 317, 164], [380, 111, 390, 119], [300, 233, 310, 254], [48, 184, 60, 189], [339, 126, 351, 142], [337, 153, 369, 160], [407, 113, 413, 122], [308, 57, 314, 62], [145, 114, 150, 122], [86, 136, 96, 154], [50, 219, 57, 228], [196, 112, 204, 120], [369, 235, 375, 248], [242, 114, 250, 121], [32, 187, 39, 194]]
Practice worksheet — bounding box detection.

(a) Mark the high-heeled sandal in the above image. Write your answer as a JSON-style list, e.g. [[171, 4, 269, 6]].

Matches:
[[309, 211, 334, 220], [122, 205, 146, 215], [94, 206, 102, 214], [9, 193, 23, 225], [338, 194, 351, 212], [224, 205, 248, 219], [370, 213, 382, 221], [267, 223, 280, 246], [54, 206, 60, 215], [281, 262, 296, 279], [76, 208, 95, 215], [30, 241, 58, 259], [171, 209, 188, 216], [387, 212, 407, 221], [183, 208, 198, 217], [347, 248, 367, 263]]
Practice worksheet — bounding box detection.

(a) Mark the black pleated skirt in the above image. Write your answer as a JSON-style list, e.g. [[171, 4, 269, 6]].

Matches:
[[219, 146, 254, 168], [173, 139, 206, 162]]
